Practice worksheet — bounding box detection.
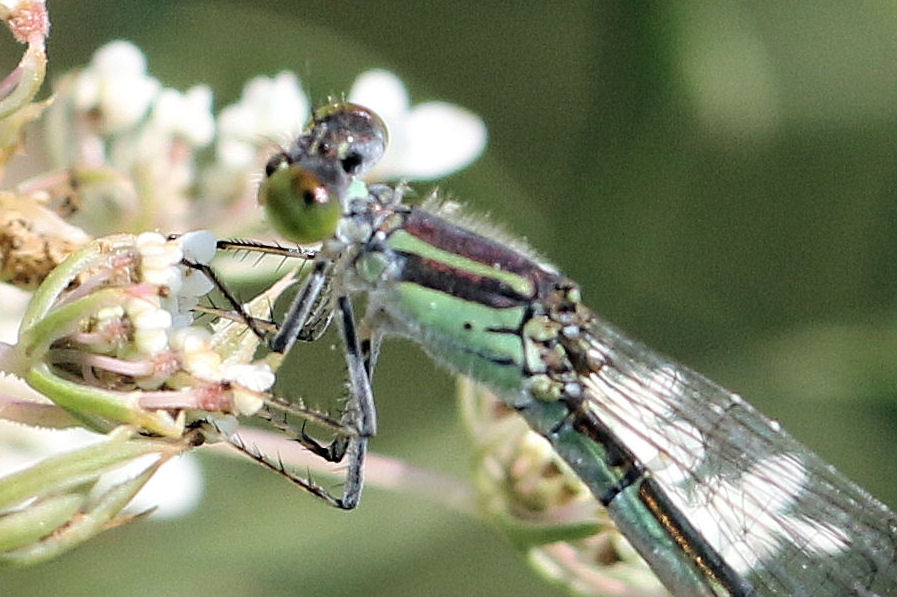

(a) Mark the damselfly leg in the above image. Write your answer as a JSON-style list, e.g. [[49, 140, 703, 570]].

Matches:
[[186, 237, 376, 510]]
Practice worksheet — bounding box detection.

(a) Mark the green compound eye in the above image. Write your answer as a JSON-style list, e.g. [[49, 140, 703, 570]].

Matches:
[[258, 160, 342, 244]]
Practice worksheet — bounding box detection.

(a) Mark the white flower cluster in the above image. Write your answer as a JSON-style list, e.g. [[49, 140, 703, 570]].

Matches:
[[72, 41, 163, 134], [215, 71, 309, 170], [121, 231, 273, 413], [53, 41, 487, 237], [200, 71, 310, 211], [72, 41, 215, 148], [0, 231, 274, 524], [135, 230, 216, 327], [348, 69, 487, 181]]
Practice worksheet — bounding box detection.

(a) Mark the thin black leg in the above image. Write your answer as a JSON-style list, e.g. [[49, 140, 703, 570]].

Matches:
[[271, 259, 330, 353]]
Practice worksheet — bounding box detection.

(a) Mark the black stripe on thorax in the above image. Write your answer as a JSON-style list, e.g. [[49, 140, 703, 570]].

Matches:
[[404, 209, 539, 274], [395, 250, 532, 310], [402, 209, 561, 299]]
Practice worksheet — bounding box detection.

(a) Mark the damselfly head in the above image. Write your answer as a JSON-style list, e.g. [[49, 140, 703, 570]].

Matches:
[[306, 102, 388, 176], [259, 102, 388, 244]]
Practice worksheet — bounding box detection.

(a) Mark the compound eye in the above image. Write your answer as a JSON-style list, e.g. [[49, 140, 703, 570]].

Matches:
[[308, 102, 389, 175], [258, 164, 342, 244]]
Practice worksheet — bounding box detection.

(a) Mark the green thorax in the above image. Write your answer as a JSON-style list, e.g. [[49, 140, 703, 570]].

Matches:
[[351, 206, 582, 401]]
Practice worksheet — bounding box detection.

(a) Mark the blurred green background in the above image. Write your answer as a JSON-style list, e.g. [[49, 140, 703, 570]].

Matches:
[[5, 2, 897, 595]]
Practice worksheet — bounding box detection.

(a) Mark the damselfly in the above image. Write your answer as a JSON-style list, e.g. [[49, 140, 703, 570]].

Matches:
[[214, 102, 897, 596]]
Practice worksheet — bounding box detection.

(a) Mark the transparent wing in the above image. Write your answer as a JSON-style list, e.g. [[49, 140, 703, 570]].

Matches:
[[576, 314, 897, 596]]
